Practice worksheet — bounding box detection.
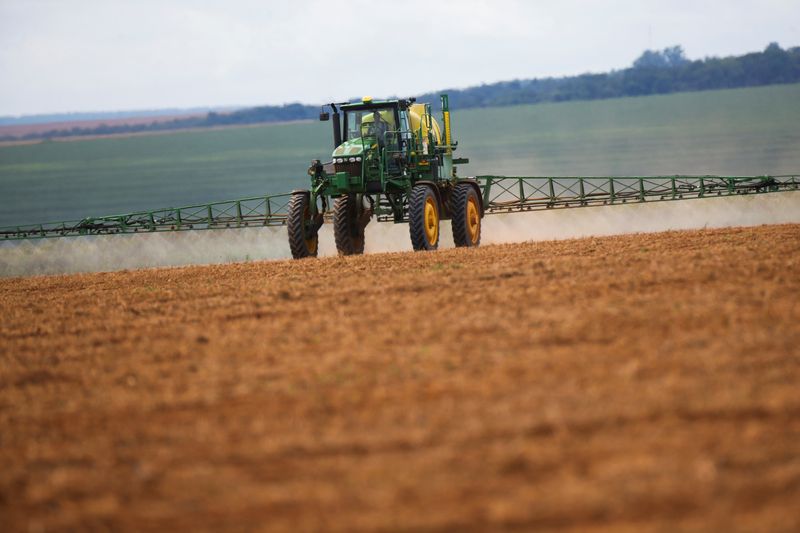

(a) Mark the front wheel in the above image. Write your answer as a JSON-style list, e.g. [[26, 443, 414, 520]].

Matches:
[[451, 183, 482, 247], [333, 194, 366, 256], [287, 192, 319, 259], [409, 185, 439, 251]]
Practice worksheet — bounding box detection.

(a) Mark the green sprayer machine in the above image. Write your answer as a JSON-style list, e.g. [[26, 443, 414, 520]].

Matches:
[[1, 94, 798, 256], [287, 95, 480, 258]]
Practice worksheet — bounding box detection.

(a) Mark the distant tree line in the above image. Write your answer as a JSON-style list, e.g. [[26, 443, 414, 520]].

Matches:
[[419, 43, 800, 110], [3, 43, 799, 142], [0, 103, 320, 142], [0, 107, 231, 126]]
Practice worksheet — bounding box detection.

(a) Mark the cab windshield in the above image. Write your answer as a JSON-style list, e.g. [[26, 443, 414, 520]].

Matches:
[[344, 108, 397, 142]]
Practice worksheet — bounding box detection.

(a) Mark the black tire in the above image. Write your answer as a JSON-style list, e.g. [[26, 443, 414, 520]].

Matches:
[[333, 194, 365, 255], [409, 185, 439, 251], [287, 193, 318, 259], [451, 183, 482, 247]]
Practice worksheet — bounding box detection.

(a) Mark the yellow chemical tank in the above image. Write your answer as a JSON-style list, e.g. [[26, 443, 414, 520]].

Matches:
[[408, 104, 442, 145]]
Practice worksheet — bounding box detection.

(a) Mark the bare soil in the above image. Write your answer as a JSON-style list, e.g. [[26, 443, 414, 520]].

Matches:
[[1, 224, 799, 532]]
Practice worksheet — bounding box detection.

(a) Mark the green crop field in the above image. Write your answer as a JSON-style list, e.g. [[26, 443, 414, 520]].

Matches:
[[1, 83, 799, 228]]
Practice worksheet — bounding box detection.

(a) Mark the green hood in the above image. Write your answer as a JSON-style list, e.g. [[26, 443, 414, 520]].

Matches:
[[332, 138, 377, 158]]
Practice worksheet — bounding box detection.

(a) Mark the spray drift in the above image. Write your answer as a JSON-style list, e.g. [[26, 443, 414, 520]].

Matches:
[[1, 190, 798, 277]]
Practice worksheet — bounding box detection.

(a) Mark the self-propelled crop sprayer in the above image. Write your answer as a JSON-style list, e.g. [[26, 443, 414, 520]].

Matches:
[[287, 95, 480, 258], [1, 93, 798, 251]]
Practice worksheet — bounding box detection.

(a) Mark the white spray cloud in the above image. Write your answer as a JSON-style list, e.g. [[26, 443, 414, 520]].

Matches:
[[481, 190, 800, 245], [0, 192, 798, 277]]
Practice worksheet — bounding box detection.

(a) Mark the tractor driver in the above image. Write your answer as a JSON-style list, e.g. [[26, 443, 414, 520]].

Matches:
[[369, 110, 389, 146]]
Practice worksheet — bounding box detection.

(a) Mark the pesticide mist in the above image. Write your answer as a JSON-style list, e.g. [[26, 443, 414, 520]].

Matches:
[[1, 192, 798, 277]]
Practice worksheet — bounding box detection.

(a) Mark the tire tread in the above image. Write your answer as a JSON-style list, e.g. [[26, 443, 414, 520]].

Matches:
[[451, 183, 481, 247], [287, 193, 317, 259], [409, 185, 437, 251], [334, 194, 365, 255]]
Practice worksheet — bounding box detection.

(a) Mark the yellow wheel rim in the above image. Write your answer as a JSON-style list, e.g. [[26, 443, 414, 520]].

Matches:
[[424, 196, 439, 245], [466, 196, 480, 244]]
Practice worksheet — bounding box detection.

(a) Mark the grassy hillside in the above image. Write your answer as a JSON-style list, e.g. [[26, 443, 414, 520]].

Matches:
[[1, 84, 799, 227]]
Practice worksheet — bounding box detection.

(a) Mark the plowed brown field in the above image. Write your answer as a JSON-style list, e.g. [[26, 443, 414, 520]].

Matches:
[[2, 224, 799, 532]]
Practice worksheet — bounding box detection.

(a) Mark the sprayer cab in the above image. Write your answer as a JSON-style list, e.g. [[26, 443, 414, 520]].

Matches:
[[312, 95, 468, 195], [290, 94, 483, 259]]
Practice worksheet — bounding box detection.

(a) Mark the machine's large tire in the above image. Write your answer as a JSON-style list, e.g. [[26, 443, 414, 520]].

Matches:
[[451, 183, 482, 247], [409, 185, 439, 251], [287, 193, 319, 259], [333, 194, 365, 255]]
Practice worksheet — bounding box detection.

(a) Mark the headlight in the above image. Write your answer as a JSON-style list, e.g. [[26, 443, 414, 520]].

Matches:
[[335, 158, 343, 163], [348, 157, 355, 163], [356, 156, 362, 162]]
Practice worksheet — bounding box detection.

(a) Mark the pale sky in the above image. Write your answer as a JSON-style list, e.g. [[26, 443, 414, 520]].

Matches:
[[0, 0, 798, 116]]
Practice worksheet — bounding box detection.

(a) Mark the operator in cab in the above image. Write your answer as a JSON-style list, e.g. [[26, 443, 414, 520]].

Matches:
[[370, 110, 389, 146]]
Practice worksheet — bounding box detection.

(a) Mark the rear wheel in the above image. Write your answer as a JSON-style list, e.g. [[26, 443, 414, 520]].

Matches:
[[409, 185, 439, 251], [287, 192, 319, 259], [451, 183, 482, 247], [334, 194, 365, 255]]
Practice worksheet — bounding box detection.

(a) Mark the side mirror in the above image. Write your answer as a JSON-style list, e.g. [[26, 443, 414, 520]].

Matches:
[[319, 112, 330, 121]]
